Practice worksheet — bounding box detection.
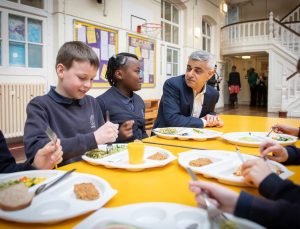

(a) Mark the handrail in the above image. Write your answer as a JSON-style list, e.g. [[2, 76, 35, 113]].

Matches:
[[281, 4, 300, 22], [274, 19, 300, 37], [283, 21, 300, 24], [221, 18, 268, 30], [286, 71, 298, 81]]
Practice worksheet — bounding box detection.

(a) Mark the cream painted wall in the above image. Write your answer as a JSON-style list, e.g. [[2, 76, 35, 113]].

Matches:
[[51, 0, 225, 103]]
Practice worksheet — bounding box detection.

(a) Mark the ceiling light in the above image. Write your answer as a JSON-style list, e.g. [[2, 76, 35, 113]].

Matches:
[[242, 56, 251, 59], [222, 3, 228, 13]]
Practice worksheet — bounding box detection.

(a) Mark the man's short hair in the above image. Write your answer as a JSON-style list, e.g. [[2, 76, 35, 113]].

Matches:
[[56, 41, 99, 70], [189, 50, 216, 70]]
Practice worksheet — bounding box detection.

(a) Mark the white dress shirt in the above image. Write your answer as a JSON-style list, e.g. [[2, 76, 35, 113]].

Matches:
[[191, 85, 207, 127]]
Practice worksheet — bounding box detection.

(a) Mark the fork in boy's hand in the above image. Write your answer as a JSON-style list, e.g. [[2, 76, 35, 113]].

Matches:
[[105, 110, 113, 154], [45, 126, 58, 168]]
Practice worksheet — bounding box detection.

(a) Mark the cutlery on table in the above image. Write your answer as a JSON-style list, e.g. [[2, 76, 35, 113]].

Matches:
[[235, 145, 245, 163], [45, 126, 59, 168], [266, 128, 273, 137], [186, 167, 231, 227], [35, 168, 76, 195], [106, 110, 113, 154]]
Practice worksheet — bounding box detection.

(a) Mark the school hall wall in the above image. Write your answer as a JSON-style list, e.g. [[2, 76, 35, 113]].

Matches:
[[52, 0, 225, 103]]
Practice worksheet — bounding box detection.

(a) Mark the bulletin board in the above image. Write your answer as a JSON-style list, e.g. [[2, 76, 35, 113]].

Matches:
[[74, 20, 118, 87], [127, 33, 156, 87]]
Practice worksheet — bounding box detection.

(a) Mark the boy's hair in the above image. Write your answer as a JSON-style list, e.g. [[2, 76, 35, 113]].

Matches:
[[56, 41, 99, 70], [106, 52, 139, 86], [189, 50, 216, 70]]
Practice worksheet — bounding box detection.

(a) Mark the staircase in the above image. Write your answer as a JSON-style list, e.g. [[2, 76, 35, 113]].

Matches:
[[221, 5, 300, 117]]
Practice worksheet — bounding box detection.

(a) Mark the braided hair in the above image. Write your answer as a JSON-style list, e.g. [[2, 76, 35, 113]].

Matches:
[[106, 52, 139, 86]]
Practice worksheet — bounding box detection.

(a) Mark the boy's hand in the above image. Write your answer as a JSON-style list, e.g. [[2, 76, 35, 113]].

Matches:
[[94, 121, 119, 144], [241, 159, 272, 187], [259, 140, 288, 163], [32, 139, 63, 169], [189, 180, 238, 213], [119, 120, 134, 140], [272, 124, 299, 137]]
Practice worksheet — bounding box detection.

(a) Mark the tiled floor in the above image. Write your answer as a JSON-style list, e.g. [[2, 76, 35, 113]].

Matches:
[[8, 104, 283, 163]]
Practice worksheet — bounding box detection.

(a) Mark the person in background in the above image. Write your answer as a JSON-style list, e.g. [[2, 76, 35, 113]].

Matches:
[[257, 73, 267, 107], [0, 130, 63, 173], [154, 50, 223, 129], [189, 140, 300, 229], [228, 65, 241, 107], [247, 67, 258, 107], [24, 41, 119, 166], [96, 53, 148, 143], [207, 65, 222, 91]]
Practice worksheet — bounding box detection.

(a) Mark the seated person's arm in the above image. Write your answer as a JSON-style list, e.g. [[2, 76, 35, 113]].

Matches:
[[24, 101, 100, 161]]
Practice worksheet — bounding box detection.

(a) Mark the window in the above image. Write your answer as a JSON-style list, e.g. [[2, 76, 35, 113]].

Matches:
[[8, 14, 43, 67], [202, 20, 211, 52], [7, 0, 44, 9], [166, 47, 179, 77], [161, 1, 179, 44]]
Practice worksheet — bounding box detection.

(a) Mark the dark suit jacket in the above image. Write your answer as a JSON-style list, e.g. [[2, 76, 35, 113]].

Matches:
[[153, 75, 219, 128]]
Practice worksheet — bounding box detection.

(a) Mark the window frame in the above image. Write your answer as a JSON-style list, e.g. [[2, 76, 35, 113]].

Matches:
[[161, 0, 179, 45], [0, 6, 47, 74], [202, 20, 211, 52], [166, 46, 180, 78]]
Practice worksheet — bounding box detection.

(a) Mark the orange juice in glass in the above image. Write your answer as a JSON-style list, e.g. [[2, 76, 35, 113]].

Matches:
[[128, 142, 144, 164]]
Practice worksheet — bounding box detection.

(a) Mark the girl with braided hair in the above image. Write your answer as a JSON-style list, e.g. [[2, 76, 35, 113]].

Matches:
[[96, 53, 148, 142]]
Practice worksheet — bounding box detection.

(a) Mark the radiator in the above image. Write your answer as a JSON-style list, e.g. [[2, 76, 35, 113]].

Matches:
[[0, 83, 46, 138]]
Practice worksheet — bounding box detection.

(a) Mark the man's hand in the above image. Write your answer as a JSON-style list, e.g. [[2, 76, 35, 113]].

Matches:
[[203, 114, 224, 127], [94, 121, 119, 144], [32, 139, 63, 169], [119, 120, 134, 140]]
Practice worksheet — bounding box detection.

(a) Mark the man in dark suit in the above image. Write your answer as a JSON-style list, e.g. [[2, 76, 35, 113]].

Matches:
[[153, 50, 223, 128]]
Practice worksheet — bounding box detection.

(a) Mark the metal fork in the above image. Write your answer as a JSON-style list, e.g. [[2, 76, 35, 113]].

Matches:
[[45, 126, 58, 168], [186, 167, 231, 228], [106, 110, 113, 154], [266, 128, 273, 137], [235, 145, 245, 163]]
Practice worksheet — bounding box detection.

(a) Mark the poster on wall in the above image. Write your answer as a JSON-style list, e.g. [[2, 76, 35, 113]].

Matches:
[[74, 20, 118, 88], [127, 33, 156, 87]]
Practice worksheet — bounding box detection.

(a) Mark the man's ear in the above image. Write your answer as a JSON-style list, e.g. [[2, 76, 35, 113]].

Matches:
[[207, 69, 215, 80], [115, 69, 123, 80], [56, 64, 65, 79]]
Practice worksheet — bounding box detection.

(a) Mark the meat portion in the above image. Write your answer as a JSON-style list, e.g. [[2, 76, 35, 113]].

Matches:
[[74, 183, 99, 200]]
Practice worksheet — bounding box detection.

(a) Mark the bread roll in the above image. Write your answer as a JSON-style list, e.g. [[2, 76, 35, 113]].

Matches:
[[0, 183, 34, 211]]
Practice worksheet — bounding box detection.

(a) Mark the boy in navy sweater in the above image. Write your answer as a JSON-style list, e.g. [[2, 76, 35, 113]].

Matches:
[[96, 53, 147, 143], [24, 41, 118, 166], [189, 141, 300, 229]]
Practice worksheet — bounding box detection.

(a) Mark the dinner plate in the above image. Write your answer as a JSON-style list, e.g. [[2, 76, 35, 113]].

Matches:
[[0, 170, 117, 223], [153, 127, 222, 141], [82, 145, 177, 171], [178, 150, 294, 187], [222, 132, 298, 147], [73, 202, 265, 229]]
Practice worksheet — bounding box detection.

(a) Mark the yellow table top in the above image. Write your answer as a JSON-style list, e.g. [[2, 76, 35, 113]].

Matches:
[[144, 114, 300, 155], [1, 115, 300, 228]]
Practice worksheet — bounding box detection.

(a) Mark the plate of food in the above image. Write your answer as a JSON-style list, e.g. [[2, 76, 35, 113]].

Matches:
[[153, 127, 222, 141], [82, 144, 177, 171], [0, 170, 117, 223], [222, 132, 298, 147], [74, 202, 265, 229], [178, 150, 293, 187]]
